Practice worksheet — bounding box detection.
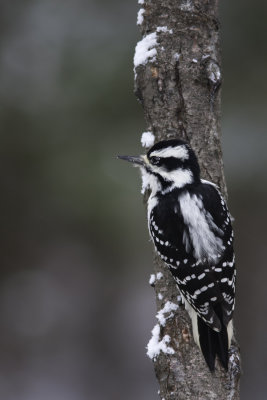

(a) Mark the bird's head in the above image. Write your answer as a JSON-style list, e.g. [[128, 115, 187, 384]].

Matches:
[[118, 139, 200, 194]]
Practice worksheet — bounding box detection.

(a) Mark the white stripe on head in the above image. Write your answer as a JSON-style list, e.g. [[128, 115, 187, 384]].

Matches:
[[150, 145, 189, 160], [158, 168, 193, 189]]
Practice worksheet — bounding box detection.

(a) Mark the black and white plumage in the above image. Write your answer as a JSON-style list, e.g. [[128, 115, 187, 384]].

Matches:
[[118, 139, 236, 371]]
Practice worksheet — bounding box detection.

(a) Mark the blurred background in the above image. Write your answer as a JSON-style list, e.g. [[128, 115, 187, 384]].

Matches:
[[0, 0, 266, 399]]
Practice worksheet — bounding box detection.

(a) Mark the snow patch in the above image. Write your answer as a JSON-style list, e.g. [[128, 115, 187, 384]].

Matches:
[[156, 272, 163, 280], [207, 61, 221, 84], [141, 131, 155, 148], [180, 0, 193, 11], [134, 29, 172, 76], [229, 352, 240, 368], [146, 324, 175, 360], [158, 293, 163, 300], [134, 32, 158, 70], [156, 26, 173, 34], [156, 301, 178, 326], [137, 8, 145, 25], [149, 274, 155, 285], [148, 272, 164, 286], [138, 0, 144, 4]]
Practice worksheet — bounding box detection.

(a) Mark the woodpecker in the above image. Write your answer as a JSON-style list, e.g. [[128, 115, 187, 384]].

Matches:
[[118, 139, 236, 371]]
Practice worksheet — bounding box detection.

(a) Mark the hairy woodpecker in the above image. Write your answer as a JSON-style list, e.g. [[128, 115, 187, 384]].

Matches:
[[118, 139, 236, 371]]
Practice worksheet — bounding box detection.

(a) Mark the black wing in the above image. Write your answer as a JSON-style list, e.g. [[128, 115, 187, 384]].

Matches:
[[149, 181, 236, 331]]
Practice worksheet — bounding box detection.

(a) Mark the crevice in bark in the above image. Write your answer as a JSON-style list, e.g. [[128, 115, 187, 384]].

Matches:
[[174, 50, 187, 140]]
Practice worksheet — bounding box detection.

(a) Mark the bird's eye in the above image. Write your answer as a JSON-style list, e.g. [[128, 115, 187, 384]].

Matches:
[[150, 156, 160, 165]]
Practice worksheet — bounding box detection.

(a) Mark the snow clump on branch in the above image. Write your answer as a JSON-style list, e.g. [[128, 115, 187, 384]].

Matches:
[[134, 32, 158, 71], [156, 26, 173, 34], [134, 27, 173, 77], [156, 301, 179, 326], [137, 8, 145, 25], [141, 131, 155, 148], [146, 324, 175, 360]]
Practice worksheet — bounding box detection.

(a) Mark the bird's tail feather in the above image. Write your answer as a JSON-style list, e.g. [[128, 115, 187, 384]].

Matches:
[[197, 307, 229, 372]]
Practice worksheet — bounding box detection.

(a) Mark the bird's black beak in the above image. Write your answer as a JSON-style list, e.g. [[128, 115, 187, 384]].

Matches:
[[117, 155, 144, 166]]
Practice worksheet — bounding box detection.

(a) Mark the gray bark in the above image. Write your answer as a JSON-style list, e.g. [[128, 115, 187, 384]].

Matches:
[[134, 0, 241, 399]]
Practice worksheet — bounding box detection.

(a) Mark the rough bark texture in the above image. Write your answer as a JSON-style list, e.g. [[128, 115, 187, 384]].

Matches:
[[134, 0, 241, 399]]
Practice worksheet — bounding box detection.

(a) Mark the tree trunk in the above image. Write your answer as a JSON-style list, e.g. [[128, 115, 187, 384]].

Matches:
[[134, 0, 241, 398]]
